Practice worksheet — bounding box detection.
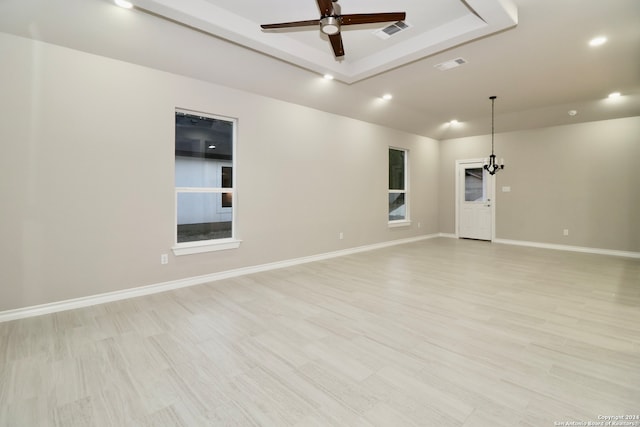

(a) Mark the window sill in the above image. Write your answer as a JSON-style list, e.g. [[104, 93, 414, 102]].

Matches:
[[172, 239, 242, 256], [388, 220, 412, 228]]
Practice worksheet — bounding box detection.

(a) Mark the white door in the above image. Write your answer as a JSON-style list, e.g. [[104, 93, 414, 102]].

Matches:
[[457, 161, 493, 240]]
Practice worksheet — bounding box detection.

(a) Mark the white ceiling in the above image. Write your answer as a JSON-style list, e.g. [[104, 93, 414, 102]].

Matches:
[[132, 0, 517, 83], [0, 0, 639, 140]]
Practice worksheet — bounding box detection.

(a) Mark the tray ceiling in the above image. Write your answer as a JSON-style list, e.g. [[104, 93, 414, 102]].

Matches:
[[133, 0, 517, 83]]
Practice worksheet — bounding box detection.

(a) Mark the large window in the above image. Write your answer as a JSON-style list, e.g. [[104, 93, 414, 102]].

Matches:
[[173, 109, 238, 255], [388, 147, 408, 223]]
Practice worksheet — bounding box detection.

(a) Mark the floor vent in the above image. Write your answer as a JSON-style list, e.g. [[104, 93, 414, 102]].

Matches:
[[374, 21, 411, 39], [434, 57, 468, 71]]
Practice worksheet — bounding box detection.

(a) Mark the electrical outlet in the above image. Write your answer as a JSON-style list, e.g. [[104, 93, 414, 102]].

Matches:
[[160, 254, 169, 264], [563, 229, 569, 236], [339, 232, 344, 240]]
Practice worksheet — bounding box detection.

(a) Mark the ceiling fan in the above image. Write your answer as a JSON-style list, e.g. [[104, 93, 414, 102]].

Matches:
[[260, 0, 406, 57]]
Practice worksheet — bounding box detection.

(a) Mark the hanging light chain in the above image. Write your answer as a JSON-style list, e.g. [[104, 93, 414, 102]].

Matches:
[[484, 95, 504, 175]]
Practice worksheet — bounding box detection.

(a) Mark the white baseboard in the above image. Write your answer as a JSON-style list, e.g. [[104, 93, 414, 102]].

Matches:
[[493, 238, 640, 259], [438, 233, 458, 239], [0, 234, 439, 323]]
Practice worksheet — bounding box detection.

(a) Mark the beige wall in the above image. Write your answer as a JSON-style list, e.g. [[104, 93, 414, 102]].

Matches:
[[0, 33, 440, 311], [439, 116, 640, 252], [1, 32, 638, 313]]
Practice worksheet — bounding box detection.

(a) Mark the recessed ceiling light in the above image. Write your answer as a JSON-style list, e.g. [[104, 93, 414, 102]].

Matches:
[[568, 110, 577, 116], [382, 94, 393, 101], [608, 92, 621, 98], [323, 74, 334, 80], [589, 36, 607, 47], [449, 119, 459, 125], [114, 0, 133, 9]]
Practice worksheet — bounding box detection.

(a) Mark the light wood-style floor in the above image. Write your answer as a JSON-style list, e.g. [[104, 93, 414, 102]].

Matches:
[[1, 238, 639, 426]]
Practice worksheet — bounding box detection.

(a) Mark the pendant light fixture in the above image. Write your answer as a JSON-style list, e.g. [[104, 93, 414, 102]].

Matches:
[[484, 96, 504, 175]]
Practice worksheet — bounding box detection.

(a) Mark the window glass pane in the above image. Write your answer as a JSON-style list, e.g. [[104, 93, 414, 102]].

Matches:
[[175, 112, 233, 187], [465, 168, 485, 202], [177, 192, 232, 242], [389, 149, 405, 190], [389, 193, 406, 221]]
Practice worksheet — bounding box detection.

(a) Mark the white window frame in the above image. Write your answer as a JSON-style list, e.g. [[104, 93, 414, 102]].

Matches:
[[388, 147, 411, 227], [172, 109, 241, 256]]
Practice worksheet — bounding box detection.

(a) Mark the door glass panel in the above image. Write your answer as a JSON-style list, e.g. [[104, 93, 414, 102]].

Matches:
[[464, 168, 485, 202]]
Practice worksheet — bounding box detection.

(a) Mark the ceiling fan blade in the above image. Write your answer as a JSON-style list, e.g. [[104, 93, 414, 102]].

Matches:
[[316, 0, 334, 16], [328, 33, 344, 57], [261, 19, 320, 29], [341, 12, 406, 26]]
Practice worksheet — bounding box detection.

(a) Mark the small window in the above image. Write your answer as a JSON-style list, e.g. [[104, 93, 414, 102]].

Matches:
[[173, 110, 239, 255], [388, 148, 408, 223]]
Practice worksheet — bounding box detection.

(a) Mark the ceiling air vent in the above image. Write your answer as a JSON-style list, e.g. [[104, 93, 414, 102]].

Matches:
[[374, 21, 411, 40], [434, 57, 468, 71]]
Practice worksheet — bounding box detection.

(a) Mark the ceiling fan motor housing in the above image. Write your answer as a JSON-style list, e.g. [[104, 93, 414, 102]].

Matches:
[[320, 16, 340, 35]]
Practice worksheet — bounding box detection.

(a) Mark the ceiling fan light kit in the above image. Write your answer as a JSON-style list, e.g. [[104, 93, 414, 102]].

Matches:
[[320, 16, 340, 35], [261, 0, 406, 58]]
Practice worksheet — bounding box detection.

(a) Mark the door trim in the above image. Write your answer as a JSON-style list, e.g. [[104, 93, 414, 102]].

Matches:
[[455, 158, 497, 241]]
